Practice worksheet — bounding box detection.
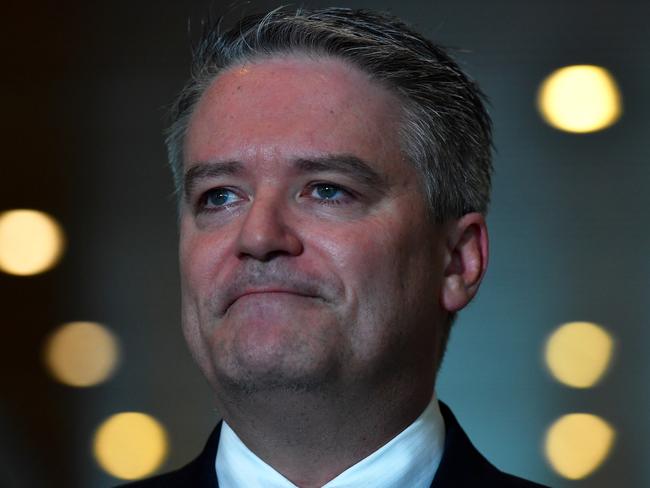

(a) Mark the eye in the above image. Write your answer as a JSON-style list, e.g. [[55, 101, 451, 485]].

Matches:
[[308, 183, 352, 204], [199, 187, 243, 211]]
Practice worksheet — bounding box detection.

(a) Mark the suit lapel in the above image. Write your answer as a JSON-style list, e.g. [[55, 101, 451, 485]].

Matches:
[[430, 402, 500, 487]]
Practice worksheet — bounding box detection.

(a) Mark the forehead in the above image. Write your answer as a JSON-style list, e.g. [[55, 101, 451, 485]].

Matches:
[[184, 55, 408, 172]]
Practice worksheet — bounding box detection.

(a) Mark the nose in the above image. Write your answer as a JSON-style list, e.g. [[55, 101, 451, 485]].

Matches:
[[235, 194, 303, 261]]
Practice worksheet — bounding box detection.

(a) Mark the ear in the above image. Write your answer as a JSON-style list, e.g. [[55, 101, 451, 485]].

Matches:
[[440, 213, 489, 313]]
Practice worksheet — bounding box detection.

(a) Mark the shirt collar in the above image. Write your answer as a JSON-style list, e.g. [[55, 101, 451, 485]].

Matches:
[[215, 394, 445, 488]]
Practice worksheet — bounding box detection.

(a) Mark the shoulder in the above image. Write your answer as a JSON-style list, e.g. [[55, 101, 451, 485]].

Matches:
[[434, 402, 550, 488], [116, 423, 222, 488]]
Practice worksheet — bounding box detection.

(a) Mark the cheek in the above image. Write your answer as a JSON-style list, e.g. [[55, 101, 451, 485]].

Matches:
[[331, 214, 427, 281], [179, 224, 238, 384], [319, 217, 413, 319], [179, 229, 213, 338], [325, 213, 442, 326], [179, 223, 232, 299]]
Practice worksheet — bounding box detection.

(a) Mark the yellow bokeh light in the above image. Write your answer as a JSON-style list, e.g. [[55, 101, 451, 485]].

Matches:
[[0, 209, 65, 276], [545, 321, 613, 388], [537, 64, 622, 133], [44, 322, 120, 387], [545, 413, 615, 479], [94, 412, 169, 480]]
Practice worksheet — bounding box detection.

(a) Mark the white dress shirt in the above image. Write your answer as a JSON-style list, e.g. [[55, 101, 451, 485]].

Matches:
[[215, 394, 445, 488]]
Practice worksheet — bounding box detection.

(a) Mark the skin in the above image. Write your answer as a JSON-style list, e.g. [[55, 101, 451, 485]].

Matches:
[[180, 55, 488, 487]]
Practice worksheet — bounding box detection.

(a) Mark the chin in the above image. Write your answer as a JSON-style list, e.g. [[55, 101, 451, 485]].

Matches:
[[208, 319, 342, 396], [211, 351, 340, 395], [215, 367, 338, 396]]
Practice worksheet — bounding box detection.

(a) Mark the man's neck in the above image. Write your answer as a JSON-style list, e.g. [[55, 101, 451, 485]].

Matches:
[[214, 381, 434, 487]]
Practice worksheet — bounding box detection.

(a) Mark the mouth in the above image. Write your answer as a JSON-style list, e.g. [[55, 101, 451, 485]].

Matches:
[[225, 289, 320, 313]]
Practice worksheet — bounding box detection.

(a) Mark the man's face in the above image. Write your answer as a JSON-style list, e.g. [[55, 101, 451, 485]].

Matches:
[[180, 56, 449, 396]]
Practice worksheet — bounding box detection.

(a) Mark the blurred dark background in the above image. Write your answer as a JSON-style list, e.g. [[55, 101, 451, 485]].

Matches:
[[1, 0, 648, 486]]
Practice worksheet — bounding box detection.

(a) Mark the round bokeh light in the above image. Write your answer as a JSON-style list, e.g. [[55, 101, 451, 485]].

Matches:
[[93, 412, 169, 480], [545, 321, 614, 388], [545, 413, 615, 479], [44, 321, 120, 387], [538, 65, 622, 133], [0, 209, 65, 276]]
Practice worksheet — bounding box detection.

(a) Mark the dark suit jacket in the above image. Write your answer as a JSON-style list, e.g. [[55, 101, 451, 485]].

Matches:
[[122, 402, 549, 487]]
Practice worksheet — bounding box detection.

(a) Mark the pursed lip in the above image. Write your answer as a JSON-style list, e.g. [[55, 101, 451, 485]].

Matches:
[[226, 288, 319, 312]]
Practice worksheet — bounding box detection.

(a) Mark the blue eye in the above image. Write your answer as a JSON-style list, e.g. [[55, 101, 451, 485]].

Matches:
[[311, 184, 346, 202], [204, 188, 240, 208]]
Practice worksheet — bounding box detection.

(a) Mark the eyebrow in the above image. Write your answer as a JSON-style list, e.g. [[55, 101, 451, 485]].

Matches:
[[184, 160, 244, 201], [294, 155, 388, 191], [183, 154, 388, 201]]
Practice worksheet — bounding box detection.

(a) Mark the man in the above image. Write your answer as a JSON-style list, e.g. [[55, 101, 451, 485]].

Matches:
[[127, 7, 547, 487]]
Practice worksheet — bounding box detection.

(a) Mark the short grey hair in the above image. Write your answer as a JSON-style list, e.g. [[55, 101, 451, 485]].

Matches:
[[166, 6, 493, 222]]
